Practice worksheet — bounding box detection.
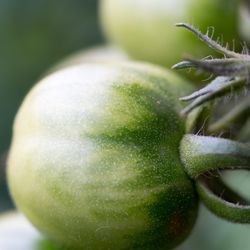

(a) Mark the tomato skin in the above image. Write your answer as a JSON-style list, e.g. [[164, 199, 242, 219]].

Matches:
[[100, 0, 239, 68], [8, 62, 197, 249]]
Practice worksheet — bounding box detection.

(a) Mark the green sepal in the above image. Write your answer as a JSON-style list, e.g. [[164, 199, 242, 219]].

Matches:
[[197, 176, 250, 223], [237, 119, 250, 142], [185, 105, 212, 134], [179, 76, 245, 115], [175, 23, 243, 59], [209, 97, 250, 136], [173, 23, 250, 116]]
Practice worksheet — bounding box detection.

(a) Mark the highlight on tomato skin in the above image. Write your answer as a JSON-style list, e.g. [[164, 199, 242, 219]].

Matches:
[[100, 0, 239, 69], [7, 62, 198, 250]]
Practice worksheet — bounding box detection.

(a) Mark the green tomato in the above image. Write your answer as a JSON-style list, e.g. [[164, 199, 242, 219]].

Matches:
[[100, 0, 239, 68], [47, 45, 129, 74], [8, 62, 198, 249]]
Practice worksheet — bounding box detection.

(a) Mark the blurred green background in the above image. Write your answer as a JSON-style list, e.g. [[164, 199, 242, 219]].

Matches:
[[0, 0, 102, 212]]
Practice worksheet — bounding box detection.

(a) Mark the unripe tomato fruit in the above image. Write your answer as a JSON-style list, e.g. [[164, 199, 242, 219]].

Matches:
[[8, 62, 198, 250], [48, 45, 129, 73], [100, 0, 239, 68]]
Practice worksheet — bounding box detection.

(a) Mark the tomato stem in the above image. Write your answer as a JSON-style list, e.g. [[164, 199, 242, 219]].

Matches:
[[180, 134, 250, 179]]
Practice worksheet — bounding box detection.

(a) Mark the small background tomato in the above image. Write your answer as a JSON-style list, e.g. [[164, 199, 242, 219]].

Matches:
[[47, 45, 129, 74], [100, 0, 239, 69]]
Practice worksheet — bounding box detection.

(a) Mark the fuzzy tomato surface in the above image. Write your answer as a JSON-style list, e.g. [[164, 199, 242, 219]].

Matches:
[[8, 62, 197, 250]]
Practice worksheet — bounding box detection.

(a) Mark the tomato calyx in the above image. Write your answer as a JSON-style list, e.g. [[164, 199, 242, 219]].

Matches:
[[180, 134, 250, 223], [185, 104, 212, 134], [173, 23, 250, 138], [209, 97, 250, 137], [173, 23, 250, 224], [174, 23, 243, 59], [180, 76, 245, 115], [172, 23, 250, 115]]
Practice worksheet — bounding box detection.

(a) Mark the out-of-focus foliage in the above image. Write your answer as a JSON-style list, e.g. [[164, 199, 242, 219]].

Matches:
[[0, 0, 102, 211]]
